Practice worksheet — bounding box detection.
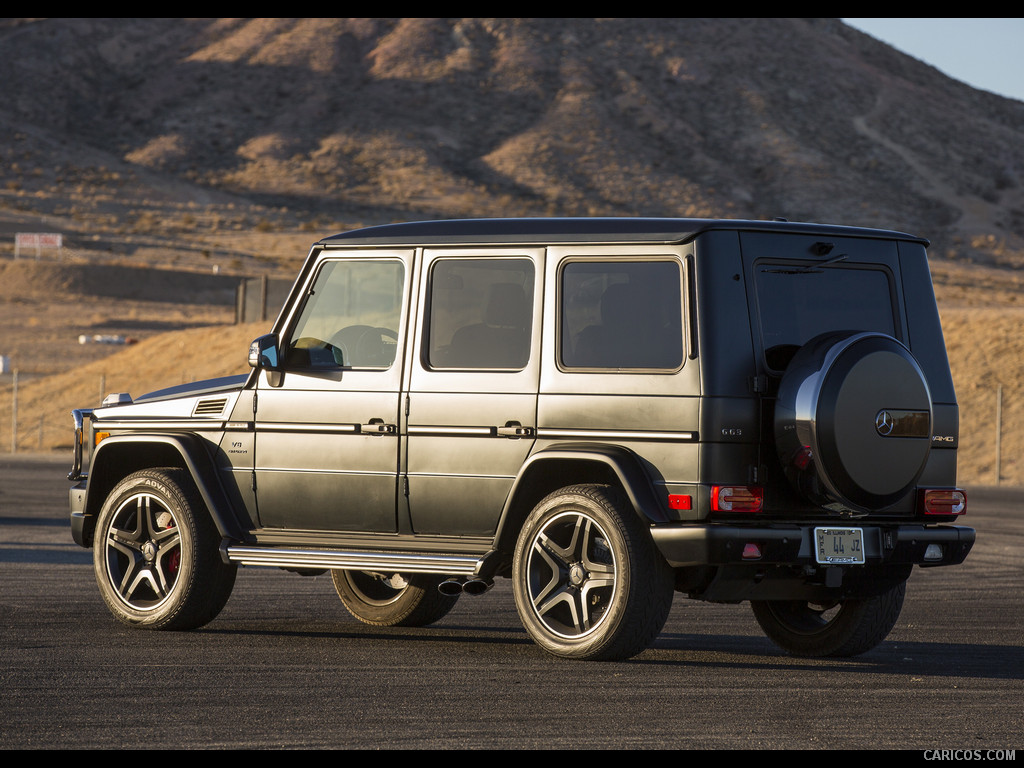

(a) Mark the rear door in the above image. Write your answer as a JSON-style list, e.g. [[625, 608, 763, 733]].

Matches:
[[404, 248, 543, 536]]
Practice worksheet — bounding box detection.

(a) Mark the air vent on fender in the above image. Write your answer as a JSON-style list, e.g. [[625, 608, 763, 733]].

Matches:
[[193, 397, 228, 417]]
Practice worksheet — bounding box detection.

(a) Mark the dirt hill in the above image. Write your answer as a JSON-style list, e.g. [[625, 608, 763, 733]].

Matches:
[[1, 19, 1023, 263], [0, 18, 1023, 487]]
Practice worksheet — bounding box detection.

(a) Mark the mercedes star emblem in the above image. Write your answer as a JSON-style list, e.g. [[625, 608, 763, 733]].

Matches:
[[875, 410, 894, 436]]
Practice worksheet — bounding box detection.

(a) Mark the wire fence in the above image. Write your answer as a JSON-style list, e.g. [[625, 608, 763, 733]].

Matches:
[[1, 369, 207, 456], [0, 274, 291, 458]]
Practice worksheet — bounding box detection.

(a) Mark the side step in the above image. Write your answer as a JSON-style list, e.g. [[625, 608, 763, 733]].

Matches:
[[224, 545, 483, 576]]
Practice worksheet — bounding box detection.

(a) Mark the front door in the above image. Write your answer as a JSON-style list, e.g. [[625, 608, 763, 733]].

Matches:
[[253, 251, 413, 532]]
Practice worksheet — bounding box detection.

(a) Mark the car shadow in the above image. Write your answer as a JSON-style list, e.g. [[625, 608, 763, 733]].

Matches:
[[648, 631, 1024, 680]]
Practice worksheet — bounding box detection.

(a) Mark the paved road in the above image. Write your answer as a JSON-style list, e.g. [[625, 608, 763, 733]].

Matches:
[[1, 455, 1021, 750]]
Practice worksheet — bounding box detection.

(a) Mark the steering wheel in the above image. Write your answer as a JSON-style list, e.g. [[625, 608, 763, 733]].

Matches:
[[329, 326, 398, 366]]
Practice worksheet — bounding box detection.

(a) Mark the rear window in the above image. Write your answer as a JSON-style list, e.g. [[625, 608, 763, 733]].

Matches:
[[754, 262, 897, 371]]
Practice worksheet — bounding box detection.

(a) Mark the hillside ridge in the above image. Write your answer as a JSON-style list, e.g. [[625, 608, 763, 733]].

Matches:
[[0, 18, 1022, 485]]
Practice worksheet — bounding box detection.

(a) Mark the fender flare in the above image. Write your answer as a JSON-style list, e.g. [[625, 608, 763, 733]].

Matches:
[[80, 432, 249, 545], [490, 442, 669, 565]]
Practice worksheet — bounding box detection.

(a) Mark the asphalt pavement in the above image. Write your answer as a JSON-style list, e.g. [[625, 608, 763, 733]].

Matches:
[[1, 454, 1021, 750]]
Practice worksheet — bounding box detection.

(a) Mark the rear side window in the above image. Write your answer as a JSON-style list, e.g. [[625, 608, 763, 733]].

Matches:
[[561, 260, 683, 370], [427, 258, 535, 370], [754, 262, 897, 370]]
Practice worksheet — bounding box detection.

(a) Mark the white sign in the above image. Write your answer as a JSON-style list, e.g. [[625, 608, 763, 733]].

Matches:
[[15, 232, 63, 259]]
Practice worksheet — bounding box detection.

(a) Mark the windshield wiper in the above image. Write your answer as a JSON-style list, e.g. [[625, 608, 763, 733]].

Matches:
[[762, 254, 847, 274]]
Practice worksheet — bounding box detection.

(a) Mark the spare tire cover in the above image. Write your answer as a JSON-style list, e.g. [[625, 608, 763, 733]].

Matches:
[[774, 331, 932, 513]]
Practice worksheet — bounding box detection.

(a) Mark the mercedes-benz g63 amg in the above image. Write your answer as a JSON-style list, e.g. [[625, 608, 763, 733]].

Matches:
[[68, 217, 974, 660]]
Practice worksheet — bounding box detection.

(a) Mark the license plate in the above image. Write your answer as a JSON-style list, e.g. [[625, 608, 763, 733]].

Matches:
[[814, 527, 865, 564]]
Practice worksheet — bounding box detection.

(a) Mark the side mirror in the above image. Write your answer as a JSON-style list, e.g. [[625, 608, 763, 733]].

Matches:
[[248, 334, 281, 370]]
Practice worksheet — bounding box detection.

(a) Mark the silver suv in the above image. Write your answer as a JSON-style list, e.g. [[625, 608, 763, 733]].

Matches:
[[68, 217, 974, 660]]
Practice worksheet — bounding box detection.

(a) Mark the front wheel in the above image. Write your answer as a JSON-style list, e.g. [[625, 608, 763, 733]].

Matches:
[[93, 468, 236, 630], [332, 570, 459, 627], [512, 485, 674, 661], [751, 581, 906, 657]]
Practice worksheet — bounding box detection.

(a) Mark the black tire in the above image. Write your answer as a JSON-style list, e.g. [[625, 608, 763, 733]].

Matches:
[[751, 580, 906, 657], [93, 468, 236, 630], [332, 570, 459, 627], [512, 484, 674, 661]]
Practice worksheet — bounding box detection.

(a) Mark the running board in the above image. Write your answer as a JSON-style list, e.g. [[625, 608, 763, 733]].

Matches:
[[224, 545, 483, 575]]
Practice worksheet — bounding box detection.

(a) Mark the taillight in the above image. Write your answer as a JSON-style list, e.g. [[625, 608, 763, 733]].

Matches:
[[711, 485, 764, 513], [920, 489, 966, 515]]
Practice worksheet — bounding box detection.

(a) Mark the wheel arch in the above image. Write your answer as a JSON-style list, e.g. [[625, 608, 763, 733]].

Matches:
[[490, 443, 669, 571], [79, 433, 247, 548]]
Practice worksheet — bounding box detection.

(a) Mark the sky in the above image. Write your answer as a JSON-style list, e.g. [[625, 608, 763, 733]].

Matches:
[[842, 18, 1024, 103]]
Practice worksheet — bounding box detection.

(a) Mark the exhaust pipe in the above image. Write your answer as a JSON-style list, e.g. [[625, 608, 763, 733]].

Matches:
[[462, 578, 493, 596], [438, 578, 493, 596], [438, 578, 465, 596]]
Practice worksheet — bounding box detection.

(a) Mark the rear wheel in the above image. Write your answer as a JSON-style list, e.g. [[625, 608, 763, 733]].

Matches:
[[512, 485, 674, 661], [332, 570, 459, 627], [93, 468, 236, 630], [751, 580, 906, 657]]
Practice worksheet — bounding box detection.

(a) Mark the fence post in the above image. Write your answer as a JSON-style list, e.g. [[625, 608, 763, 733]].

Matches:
[[995, 384, 1003, 486], [10, 368, 17, 453], [236, 279, 246, 324]]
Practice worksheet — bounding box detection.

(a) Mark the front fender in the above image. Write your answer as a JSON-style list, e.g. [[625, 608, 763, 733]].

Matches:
[[74, 432, 249, 548]]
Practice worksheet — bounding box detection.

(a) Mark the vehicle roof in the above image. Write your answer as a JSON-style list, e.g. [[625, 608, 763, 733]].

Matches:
[[317, 217, 929, 247]]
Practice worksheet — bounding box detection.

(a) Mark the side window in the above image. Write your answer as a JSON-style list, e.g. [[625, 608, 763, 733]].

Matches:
[[561, 260, 683, 370], [285, 259, 404, 369], [427, 258, 535, 370]]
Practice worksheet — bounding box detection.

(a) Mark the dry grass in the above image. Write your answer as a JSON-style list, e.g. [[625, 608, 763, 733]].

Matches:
[[941, 306, 1024, 486]]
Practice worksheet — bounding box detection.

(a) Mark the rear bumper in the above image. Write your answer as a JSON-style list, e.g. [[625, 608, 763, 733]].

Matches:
[[650, 522, 975, 568]]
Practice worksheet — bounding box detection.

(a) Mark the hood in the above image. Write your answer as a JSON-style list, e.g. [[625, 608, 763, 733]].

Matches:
[[92, 374, 248, 422], [134, 374, 248, 403]]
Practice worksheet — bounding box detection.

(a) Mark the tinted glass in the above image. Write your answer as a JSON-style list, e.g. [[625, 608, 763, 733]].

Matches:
[[428, 258, 535, 369], [285, 259, 404, 369], [754, 263, 896, 369], [561, 261, 683, 369]]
